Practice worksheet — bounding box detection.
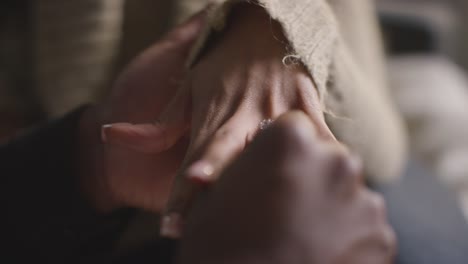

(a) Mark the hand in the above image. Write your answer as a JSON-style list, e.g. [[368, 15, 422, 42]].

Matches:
[[78, 12, 205, 213], [176, 112, 396, 264], [103, 3, 334, 235], [163, 3, 335, 236]]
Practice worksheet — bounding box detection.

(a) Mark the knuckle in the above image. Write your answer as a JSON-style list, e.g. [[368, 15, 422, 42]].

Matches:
[[326, 149, 351, 174], [271, 119, 311, 149], [325, 151, 355, 188], [328, 150, 348, 169], [331, 152, 363, 186], [366, 191, 388, 222]]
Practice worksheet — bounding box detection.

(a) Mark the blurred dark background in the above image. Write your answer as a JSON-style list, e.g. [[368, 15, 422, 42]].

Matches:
[[0, 0, 175, 142]]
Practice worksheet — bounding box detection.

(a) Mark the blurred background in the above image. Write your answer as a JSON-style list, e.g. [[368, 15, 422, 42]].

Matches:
[[379, 0, 468, 65], [1, 0, 468, 218], [377, 0, 468, 220], [0, 0, 174, 141]]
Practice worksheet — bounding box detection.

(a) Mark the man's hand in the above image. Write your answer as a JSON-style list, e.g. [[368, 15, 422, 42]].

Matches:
[[78, 12, 205, 213], [177, 112, 396, 264]]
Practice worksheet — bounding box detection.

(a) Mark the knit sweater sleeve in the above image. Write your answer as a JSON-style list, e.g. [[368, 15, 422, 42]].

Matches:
[[176, 0, 338, 101]]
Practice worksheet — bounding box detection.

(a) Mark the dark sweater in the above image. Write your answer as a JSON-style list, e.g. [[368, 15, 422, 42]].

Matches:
[[1, 108, 148, 263]]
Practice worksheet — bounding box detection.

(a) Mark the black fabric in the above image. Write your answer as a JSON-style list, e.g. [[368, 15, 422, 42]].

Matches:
[[1, 107, 134, 263], [377, 160, 468, 264], [112, 238, 178, 264]]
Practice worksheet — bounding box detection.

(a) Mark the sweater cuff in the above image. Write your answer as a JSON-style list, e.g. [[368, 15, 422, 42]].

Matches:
[[183, 0, 339, 104]]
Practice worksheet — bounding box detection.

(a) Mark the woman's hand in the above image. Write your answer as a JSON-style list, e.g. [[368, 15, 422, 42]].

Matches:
[[177, 112, 396, 264], [78, 12, 205, 213], [104, 3, 334, 234]]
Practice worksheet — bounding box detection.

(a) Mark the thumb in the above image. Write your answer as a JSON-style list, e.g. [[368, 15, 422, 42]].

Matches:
[[101, 122, 185, 154], [102, 84, 191, 153]]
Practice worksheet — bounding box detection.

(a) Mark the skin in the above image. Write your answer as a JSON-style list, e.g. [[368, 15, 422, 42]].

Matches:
[[101, 3, 334, 233], [176, 112, 396, 264], [78, 12, 206, 212], [77, 6, 396, 263]]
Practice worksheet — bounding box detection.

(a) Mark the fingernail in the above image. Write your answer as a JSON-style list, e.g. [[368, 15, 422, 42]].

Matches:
[[101, 124, 112, 142], [160, 213, 184, 239], [186, 161, 214, 182]]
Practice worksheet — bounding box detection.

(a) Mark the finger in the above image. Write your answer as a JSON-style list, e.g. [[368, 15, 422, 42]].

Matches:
[[269, 111, 362, 193], [102, 85, 191, 154], [312, 113, 336, 141], [160, 111, 318, 238], [294, 75, 336, 141], [325, 149, 364, 196], [185, 124, 250, 184], [157, 82, 192, 136], [160, 117, 255, 238], [267, 110, 318, 146], [101, 122, 186, 154]]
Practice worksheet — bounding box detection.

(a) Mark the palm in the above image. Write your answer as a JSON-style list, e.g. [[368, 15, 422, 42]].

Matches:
[[104, 139, 187, 211], [100, 39, 193, 211]]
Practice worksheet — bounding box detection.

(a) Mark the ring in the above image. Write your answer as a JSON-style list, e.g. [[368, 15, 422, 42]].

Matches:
[[259, 119, 275, 130]]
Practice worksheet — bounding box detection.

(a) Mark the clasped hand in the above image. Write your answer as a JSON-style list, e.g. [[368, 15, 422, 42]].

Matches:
[[77, 6, 395, 263]]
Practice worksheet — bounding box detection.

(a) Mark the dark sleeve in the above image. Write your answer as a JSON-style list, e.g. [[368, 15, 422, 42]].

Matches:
[[1, 107, 135, 263]]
